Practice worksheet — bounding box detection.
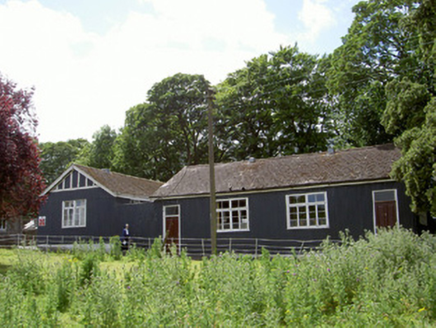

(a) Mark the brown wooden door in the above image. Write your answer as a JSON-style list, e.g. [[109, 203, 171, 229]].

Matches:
[[165, 217, 179, 250], [375, 201, 397, 228]]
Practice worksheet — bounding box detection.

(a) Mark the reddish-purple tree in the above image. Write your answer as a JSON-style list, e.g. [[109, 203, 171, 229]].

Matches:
[[0, 74, 46, 219]]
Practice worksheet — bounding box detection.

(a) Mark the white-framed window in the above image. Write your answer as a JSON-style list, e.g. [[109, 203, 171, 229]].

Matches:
[[217, 198, 249, 232], [286, 192, 329, 229], [62, 199, 87, 228], [0, 219, 7, 231]]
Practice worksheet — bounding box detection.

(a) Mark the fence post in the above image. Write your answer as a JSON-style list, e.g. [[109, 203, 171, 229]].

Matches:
[[255, 238, 258, 257], [229, 238, 232, 252], [202, 239, 205, 256], [46, 235, 49, 245], [299, 242, 305, 254]]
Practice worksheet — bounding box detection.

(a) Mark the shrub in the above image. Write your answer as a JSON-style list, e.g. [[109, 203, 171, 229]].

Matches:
[[109, 235, 122, 260]]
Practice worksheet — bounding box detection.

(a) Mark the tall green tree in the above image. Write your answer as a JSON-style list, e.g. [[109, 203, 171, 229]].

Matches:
[[380, 0, 436, 214], [39, 138, 89, 185], [215, 54, 276, 161], [113, 73, 211, 181], [215, 45, 333, 161], [78, 125, 117, 169], [327, 0, 421, 146], [112, 103, 175, 180]]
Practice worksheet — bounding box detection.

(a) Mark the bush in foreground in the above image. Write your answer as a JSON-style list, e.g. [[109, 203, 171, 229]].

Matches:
[[0, 228, 435, 327]]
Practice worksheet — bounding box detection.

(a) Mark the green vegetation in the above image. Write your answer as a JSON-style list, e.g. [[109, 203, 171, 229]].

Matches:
[[0, 228, 435, 326]]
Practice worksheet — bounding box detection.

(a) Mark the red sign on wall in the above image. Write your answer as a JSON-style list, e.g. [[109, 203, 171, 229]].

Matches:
[[38, 216, 46, 227]]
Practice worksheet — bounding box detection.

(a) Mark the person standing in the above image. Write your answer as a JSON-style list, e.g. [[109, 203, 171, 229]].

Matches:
[[121, 223, 130, 252]]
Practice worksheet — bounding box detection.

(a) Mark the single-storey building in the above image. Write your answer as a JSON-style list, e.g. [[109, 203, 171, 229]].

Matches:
[[151, 144, 434, 253], [37, 144, 435, 254], [38, 164, 163, 241]]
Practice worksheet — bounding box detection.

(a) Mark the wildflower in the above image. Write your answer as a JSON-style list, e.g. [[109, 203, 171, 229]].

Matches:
[[127, 286, 131, 290], [327, 268, 331, 272], [418, 307, 426, 312]]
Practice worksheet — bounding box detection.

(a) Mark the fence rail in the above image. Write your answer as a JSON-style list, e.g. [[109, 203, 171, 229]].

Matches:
[[0, 234, 341, 257]]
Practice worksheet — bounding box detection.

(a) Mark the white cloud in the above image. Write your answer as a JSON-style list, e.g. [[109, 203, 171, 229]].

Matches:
[[298, 0, 336, 42], [0, 0, 293, 142]]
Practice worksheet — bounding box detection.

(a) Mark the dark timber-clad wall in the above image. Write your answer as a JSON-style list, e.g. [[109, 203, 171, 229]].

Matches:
[[158, 181, 418, 242], [38, 187, 160, 238]]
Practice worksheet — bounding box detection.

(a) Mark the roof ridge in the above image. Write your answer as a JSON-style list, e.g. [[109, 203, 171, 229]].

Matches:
[[182, 143, 396, 169]]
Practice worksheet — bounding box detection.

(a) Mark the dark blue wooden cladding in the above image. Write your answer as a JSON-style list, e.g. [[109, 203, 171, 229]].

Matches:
[[156, 181, 421, 242], [38, 187, 160, 238]]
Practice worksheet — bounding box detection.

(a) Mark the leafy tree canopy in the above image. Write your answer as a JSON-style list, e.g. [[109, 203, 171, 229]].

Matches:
[[113, 73, 211, 181], [379, 0, 436, 214], [77, 125, 117, 169], [215, 45, 333, 161], [39, 138, 90, 185], [0, 74, 46, 219], [327, 0, 422, 146]]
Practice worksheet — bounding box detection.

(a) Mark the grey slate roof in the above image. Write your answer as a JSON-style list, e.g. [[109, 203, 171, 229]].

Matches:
[[43, 164, 163, 201], [74, 165, 163, 199], [152, 144, 401, 199]]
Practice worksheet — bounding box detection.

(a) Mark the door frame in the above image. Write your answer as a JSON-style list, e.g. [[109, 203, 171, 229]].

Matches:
[[163, 204, 181, 252], [372, 189, 400, 233]]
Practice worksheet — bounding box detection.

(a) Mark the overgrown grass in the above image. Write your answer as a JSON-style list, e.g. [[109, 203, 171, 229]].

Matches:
[[0, 228, 436, 326]]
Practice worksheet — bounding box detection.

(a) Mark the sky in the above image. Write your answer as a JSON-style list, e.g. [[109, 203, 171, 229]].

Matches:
[[0, 0, 360, 143]]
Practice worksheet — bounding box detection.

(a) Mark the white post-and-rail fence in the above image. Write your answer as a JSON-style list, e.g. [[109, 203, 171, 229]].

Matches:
[[0, 234, 340, 257]]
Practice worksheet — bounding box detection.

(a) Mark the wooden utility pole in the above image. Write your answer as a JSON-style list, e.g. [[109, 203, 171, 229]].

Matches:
[[207, 88, 217, 255]]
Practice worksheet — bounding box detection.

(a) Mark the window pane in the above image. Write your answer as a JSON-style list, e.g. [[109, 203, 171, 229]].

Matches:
[[68, 209, 73, 226], [297, 195, 305, 203], [217, 212, 222, 230], [79, 208, 85, 225], [319, 216, 326, 226], [231, 200, 238, 208], [316, 193, 325, 202], [289, 196, 298, 204], [308, 194, 316, 203], [232, 211, 239, 229], [318, 205, 326, 225], [309, 205, 317, 219], [223, 212, 230, 230], [299, 206, 307, 226], [165, 206, 179, 216], [74, 211, 80, 226], [374, 190, 395, 202]]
